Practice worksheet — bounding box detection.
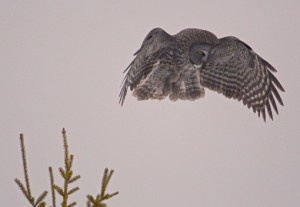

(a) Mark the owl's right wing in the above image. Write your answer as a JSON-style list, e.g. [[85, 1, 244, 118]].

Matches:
[[119, 47, 178, 105], [200, 36, 285, 121]]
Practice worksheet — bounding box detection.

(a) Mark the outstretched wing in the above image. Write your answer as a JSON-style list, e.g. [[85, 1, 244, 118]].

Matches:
[[200, 36, 285, 121], [119, 47, 178, 105]]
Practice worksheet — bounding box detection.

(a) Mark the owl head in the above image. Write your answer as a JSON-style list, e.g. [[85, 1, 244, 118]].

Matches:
[[190, 44, 212, 67]]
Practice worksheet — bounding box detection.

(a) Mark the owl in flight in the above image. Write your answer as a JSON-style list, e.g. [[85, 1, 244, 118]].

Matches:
[[119, 28, 284, 121]]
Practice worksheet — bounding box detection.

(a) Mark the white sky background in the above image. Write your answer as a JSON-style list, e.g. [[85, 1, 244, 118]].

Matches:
[[1, 0, 299, 206]]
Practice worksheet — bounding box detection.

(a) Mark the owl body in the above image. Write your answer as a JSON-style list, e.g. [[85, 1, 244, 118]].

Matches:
[[120, 28, 284, 121]]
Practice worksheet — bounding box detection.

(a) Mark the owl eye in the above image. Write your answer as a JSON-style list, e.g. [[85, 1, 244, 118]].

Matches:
[[198, 51, 206, 56]]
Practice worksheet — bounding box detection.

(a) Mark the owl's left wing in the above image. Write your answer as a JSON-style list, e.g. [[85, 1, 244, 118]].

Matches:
[[200, 36, 285, 121]]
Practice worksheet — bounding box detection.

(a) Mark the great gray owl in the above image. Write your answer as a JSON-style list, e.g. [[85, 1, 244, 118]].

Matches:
[[119, 28, 285, 121]]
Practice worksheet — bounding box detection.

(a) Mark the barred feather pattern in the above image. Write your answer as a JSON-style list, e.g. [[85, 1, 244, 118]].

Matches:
[[200, 37, 284, 121]]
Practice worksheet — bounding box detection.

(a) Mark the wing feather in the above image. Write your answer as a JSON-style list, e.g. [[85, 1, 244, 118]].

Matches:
[[200, 36, 284, 121], [119, 47, 178, 104]]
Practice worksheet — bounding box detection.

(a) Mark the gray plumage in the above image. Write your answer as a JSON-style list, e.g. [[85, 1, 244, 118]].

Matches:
[[120, 28, 285, 121]]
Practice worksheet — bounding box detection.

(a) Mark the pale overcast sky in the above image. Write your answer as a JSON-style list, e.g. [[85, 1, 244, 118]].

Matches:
[[1, 1, 299, 207]]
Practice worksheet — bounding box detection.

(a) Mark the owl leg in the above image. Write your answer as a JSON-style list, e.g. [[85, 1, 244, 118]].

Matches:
[[162, 72, 181, 98], [133, 68, 172, 100], [181, 70, 205, 100], [169, 81, 182, 101]]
